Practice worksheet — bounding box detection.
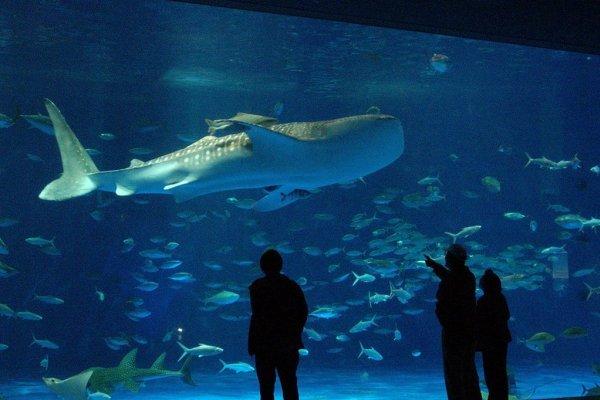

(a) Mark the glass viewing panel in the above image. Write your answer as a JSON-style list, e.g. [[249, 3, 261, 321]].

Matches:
[[0, 1, 598, 399]]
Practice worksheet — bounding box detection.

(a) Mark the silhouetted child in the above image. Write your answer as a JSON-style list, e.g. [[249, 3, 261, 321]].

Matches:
[[476, 269, 512, 400]]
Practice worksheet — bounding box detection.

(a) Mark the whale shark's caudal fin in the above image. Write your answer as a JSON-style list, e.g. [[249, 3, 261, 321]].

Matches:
[[39, 99, 99, 201], [43, 370, 94, 400]]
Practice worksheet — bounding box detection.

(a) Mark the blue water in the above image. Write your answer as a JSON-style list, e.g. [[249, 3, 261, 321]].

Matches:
[[1, 367, 599, 399], [0, 1, 599, 399]]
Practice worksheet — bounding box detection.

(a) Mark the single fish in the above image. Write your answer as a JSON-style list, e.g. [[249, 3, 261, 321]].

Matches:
[[357, 342, 383, 361], [203, 291, 239, 305], [218, 359, 255, 373], [40, 354, 49, 370], [34, 294, 65, 305], [26, 236, 55, 247], [444, 225, 481, 243], [176, 341, 223, 362], [16, 311, 43, 321], [31, 334, 59, 349]]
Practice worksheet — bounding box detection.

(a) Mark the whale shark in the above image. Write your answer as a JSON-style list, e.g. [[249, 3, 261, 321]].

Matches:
[[43, 349, 194, 400], [39, 99, 404, 211]]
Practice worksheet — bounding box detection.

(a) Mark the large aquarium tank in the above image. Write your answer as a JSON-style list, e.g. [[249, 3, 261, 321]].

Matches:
[[1, 1, 599, 399]]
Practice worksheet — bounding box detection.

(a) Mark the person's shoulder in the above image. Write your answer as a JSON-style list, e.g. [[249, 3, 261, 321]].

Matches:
[[281, 274, 302, 289], [280, 274, 296, 284], [250, 277, 267, 289]]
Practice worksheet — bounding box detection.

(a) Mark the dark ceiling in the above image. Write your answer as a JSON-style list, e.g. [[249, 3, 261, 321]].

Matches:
[[174, 0, 600, 55]]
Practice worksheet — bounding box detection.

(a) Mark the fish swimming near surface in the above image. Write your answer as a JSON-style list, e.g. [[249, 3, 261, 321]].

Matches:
[[43, 349, 195, 400], [38, 99, 404, 211]]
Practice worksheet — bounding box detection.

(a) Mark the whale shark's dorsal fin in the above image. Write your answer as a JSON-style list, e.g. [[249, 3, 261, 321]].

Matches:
[[231, 113, 277, 125], [118, 348, 138, 369], [222, 120, 302, 152], [43, 370, 93, 400], [206, 113, 277, 135]]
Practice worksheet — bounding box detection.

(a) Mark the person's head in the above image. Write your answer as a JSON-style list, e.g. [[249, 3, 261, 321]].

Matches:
[[445, 244, 467, 270], [480, 268, 502, 294], [260, 249, 283, 275]]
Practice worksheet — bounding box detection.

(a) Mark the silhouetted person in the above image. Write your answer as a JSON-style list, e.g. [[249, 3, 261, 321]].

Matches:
[[425, 244, 481, 400], [249, 249, 308, 400], [476, 269, 511, 400]]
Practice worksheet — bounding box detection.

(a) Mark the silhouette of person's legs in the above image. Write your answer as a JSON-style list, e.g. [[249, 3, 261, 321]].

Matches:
[[276, 350, 300, 400], [442, 334, 467, 400], [462, 347, 482, 400], [442, 334, 482, 400], [255, 353, 277, 400], [482, 346, 508, 400]]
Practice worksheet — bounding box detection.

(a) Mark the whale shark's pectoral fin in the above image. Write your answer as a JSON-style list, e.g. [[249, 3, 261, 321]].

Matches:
[[43, 370, 94, 400], [253, 186, 313, 212], [116, 184, 135, 197], [164, 176, 198, 191]]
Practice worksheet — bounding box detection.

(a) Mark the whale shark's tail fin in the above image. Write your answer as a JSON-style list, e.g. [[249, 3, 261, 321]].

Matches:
[[39, 99, 98, 201]]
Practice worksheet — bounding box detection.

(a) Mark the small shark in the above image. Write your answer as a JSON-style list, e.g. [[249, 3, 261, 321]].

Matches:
[[38, 99, 404, 211], [43, 349, 195, 400], [525, 152, 580, 170]]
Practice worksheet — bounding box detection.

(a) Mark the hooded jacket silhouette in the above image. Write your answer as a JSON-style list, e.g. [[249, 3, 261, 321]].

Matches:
[[476, 269, 511, 400]]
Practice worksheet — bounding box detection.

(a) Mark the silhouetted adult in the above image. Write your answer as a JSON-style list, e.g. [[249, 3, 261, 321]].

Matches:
[[476, 269, 511, 400], [249, 249, 308, 400], [425, 244, 481, 400]]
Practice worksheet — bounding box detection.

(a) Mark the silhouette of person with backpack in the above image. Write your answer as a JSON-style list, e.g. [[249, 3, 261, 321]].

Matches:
[[425, 244, 481, 400], [476, 269, 511, 400], [249, 249, 308, 400]]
